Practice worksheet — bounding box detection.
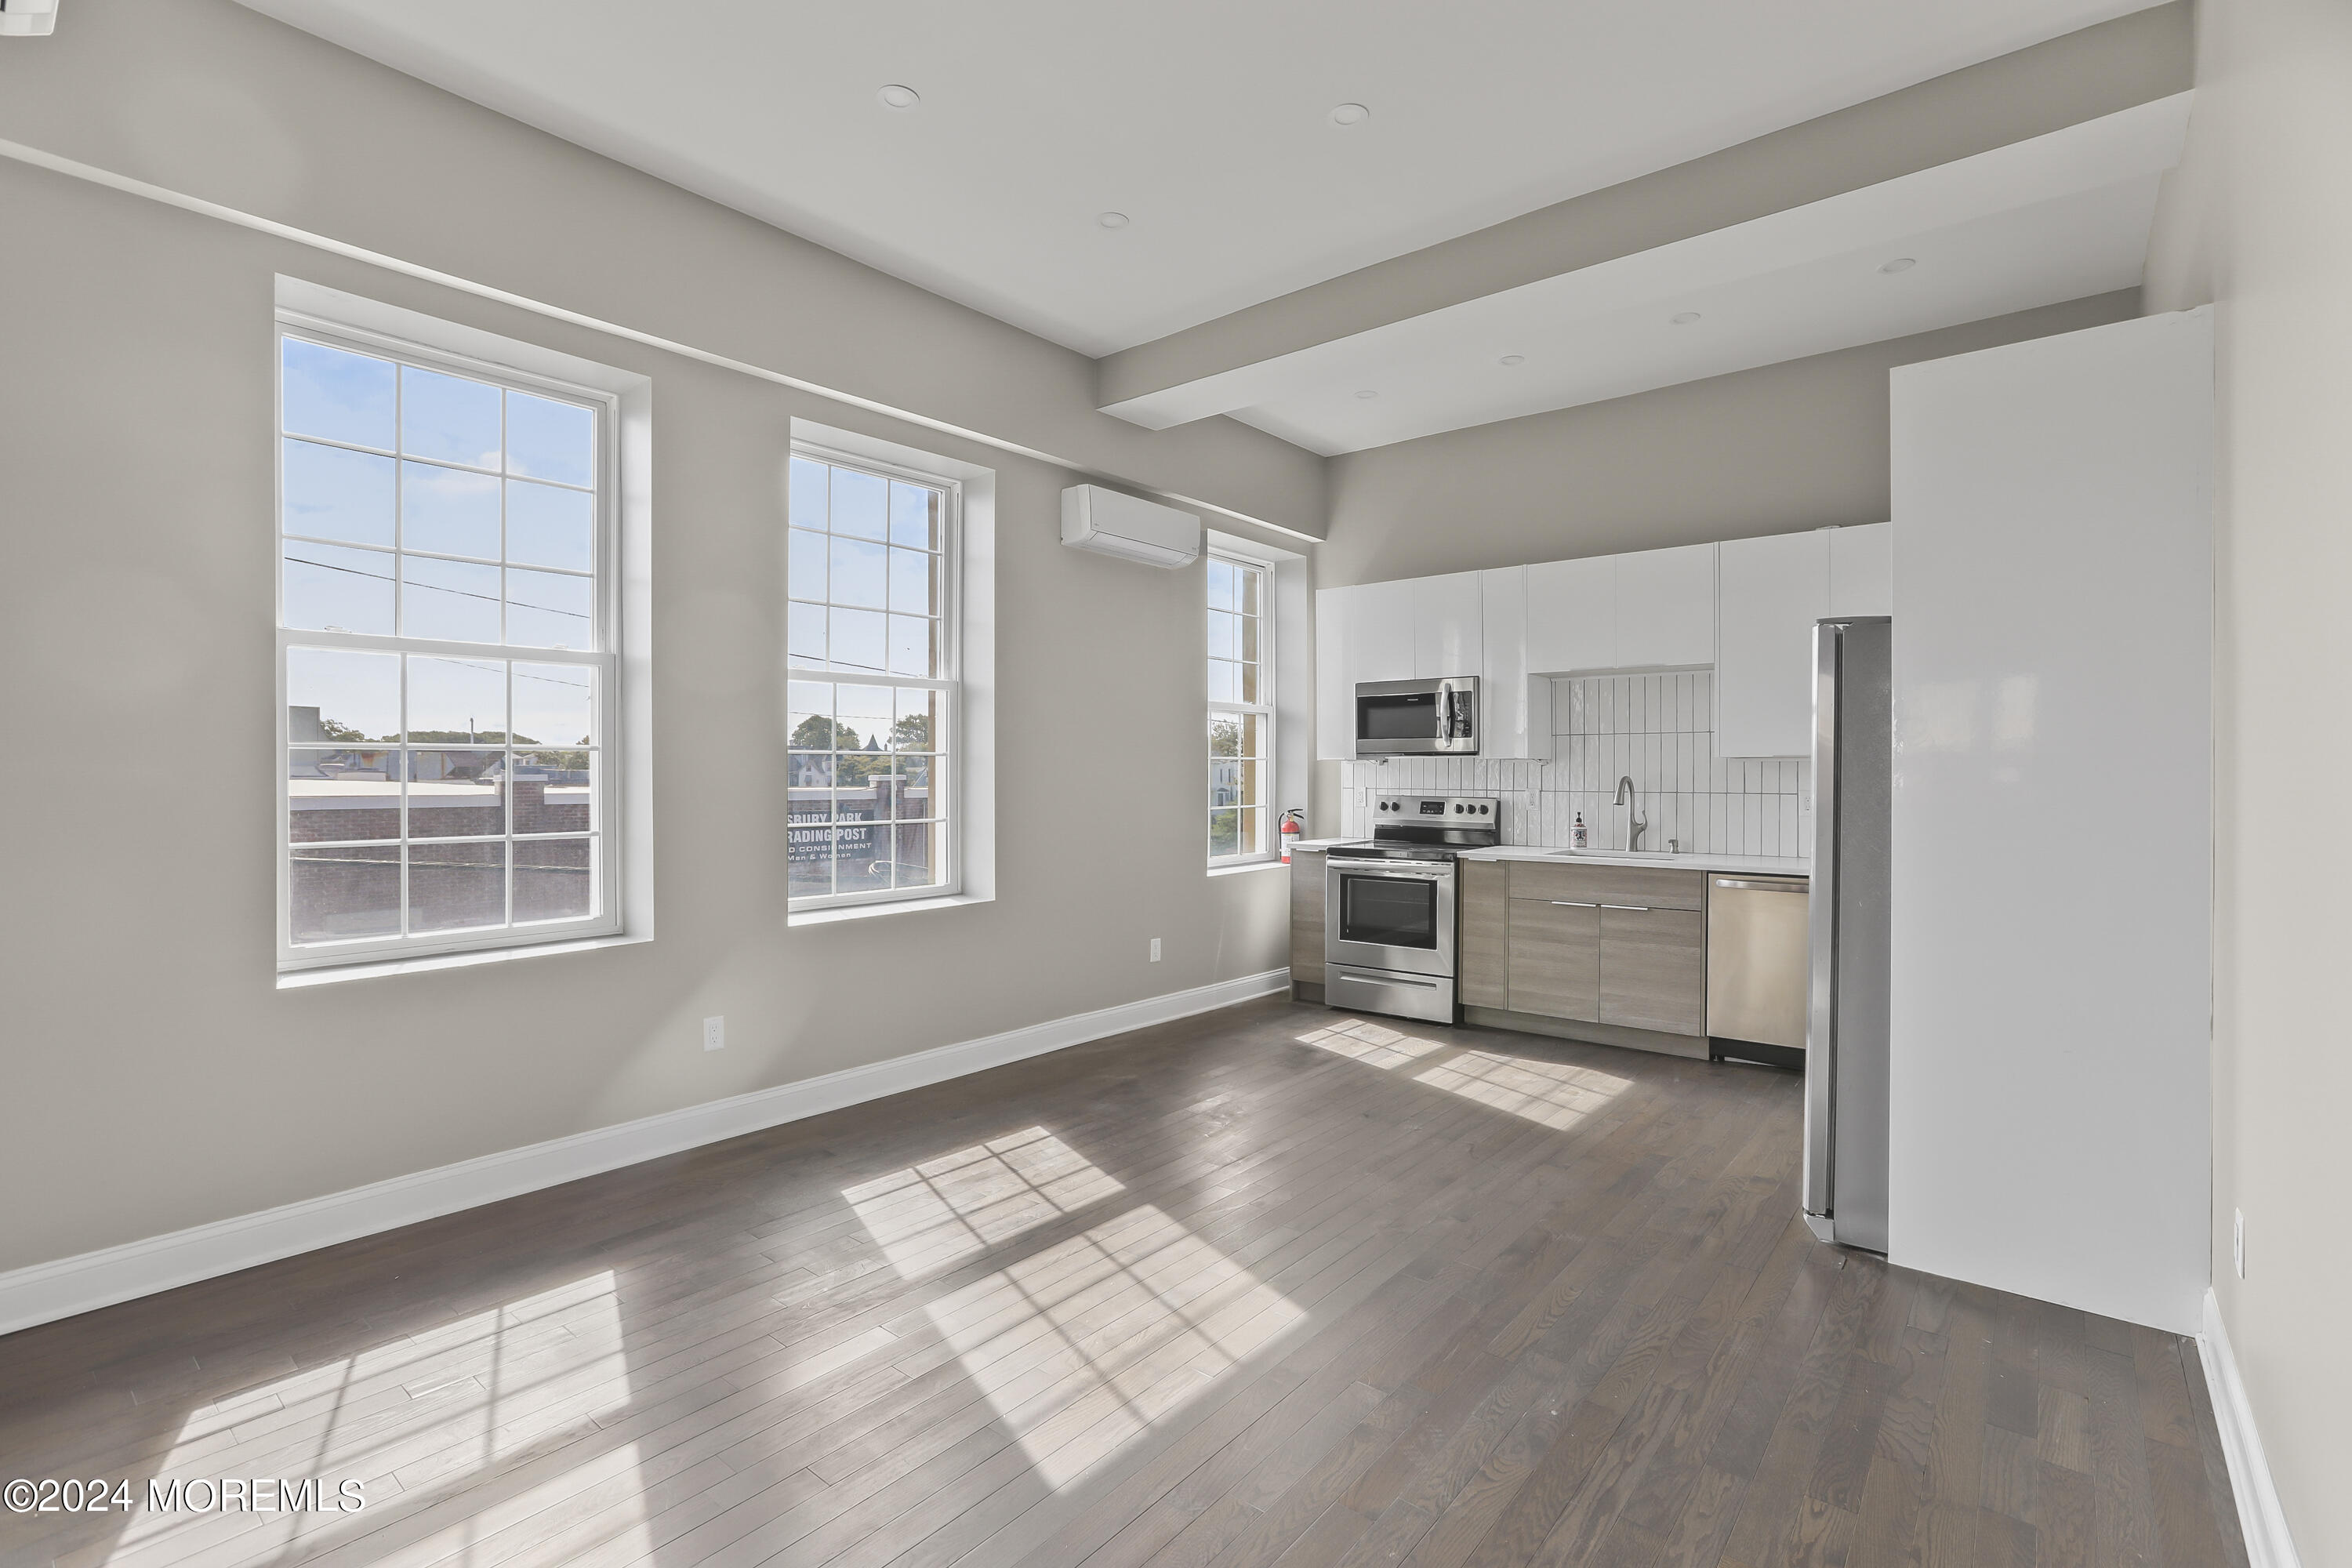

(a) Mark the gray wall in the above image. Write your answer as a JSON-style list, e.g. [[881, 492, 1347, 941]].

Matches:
[[0, 0, 1323, 542], [0, 8, 1291, 1275], [2144, 0, 2352, 1555], [1307, 292, 2142, 831]]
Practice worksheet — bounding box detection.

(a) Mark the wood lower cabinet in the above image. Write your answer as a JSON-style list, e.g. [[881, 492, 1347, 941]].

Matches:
[[1290, 851, 1326, 991], [1599, 905, 1706, 1036], [1458, 859, 1509, 1007], [1468, 859, 1710, 1045], [1508, 898, 1600, 1020]]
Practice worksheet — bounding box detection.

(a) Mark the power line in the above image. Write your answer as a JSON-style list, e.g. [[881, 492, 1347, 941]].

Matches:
[[417, 656, 591, 691], [285, 552, 589, 621]]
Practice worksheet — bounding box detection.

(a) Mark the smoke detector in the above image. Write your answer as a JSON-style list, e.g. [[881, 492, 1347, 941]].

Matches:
[[0, 0, 59, 36]]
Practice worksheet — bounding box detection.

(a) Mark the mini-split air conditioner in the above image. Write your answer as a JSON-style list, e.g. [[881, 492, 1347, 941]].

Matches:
[[0, 0, 60, 37], [1061, 485, 1201, 569]]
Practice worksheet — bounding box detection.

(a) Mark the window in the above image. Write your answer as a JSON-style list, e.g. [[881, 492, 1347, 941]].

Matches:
[[787, 447, 960, 909], [1208, 554, 1274, 863], [276, 324, 620, 967]]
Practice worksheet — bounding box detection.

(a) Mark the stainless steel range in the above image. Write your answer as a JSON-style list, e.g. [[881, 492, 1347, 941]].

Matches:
[[1323, 793, 1500, 1024]]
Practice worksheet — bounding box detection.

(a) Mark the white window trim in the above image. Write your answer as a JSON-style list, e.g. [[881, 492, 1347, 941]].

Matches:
[[786, 441, 967, 913], [1208, 546, 1279, 868], [272, 278, 654, 977]]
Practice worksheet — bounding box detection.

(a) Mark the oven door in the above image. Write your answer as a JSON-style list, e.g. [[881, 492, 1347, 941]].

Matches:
[[1325, 858, 1456, 978]]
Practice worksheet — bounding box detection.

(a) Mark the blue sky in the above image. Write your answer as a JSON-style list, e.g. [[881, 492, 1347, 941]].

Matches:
[[282, 337, 601, 746]]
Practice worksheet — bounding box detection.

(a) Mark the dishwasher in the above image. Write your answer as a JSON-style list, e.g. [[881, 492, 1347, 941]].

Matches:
[[1706, 873, 1810, 1066]]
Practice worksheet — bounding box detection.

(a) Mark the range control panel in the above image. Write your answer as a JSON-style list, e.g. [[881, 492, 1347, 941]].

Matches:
[[1371, 794, 1500, 822]]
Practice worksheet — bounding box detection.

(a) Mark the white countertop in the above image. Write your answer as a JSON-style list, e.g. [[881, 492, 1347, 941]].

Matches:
[[1456, 846, 1809, 877], [1290, 840, 1807, 877]]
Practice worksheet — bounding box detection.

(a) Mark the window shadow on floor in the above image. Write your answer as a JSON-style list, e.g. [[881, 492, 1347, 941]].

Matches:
[[1295, 1016, 1632, 1131], [0, 1003, 1678, 1568]]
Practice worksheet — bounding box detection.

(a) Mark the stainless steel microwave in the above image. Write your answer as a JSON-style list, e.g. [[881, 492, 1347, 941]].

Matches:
[[1355, 676, 1479, 756]]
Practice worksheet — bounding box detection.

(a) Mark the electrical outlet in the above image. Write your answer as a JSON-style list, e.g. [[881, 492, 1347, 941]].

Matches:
[[1149, 938, 1162, 963], [703, 1016, 725, 1052], [2233, 1207, 2245, 1279]]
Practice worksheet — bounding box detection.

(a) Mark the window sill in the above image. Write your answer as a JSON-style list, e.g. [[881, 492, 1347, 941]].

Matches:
[[789, 891, 993, 927], [277, 930, 651, 989], [1207, 858, 1289, 878]]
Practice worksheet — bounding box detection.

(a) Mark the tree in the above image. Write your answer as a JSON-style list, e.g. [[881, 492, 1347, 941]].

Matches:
[[889, 713, 932, 752], [791, 715, 858, 751], [839, 734, 890, 786], [408, 730, 538, 745], [792, 714, 929, 792]]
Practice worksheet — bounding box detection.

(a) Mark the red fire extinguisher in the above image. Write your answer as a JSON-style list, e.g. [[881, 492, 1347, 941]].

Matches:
[[1279, 809, 1305, 863]]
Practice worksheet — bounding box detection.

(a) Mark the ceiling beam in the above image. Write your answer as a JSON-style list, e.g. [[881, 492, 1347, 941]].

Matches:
[[1096, 2, 2190, 421]]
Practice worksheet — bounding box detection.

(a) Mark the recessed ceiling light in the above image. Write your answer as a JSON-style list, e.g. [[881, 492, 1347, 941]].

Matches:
[[1355, 389, 1379, 400], [1670, 311, 1702, 325], [1499, 354, 1526, 366], [1330, 103, 1370, 127], [877, 84, 920, 110], [1098, 212, 1131, 230], [1880, 256, 1918, 274]]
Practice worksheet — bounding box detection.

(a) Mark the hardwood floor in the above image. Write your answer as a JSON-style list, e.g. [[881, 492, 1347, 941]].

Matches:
[[0, 999, 2247, 1568]]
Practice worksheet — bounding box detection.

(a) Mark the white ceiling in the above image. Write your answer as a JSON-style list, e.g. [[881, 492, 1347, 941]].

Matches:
[[1107, 96, 2190, 454], [234, 0, 2162, 357]]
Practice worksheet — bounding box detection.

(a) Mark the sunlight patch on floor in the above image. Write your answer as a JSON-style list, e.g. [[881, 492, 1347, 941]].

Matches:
[[106, 1270, 651, 1567], [917, 1203, 1301, 1488], [1294, 1017, 1447, 1069], [1299, 1018, 1632, 1130], [1410, 1048, 1628, 1130], [843, 1126, 1126, 1277]]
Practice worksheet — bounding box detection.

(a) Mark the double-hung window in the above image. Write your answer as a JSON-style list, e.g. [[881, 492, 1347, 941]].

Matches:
[[787, 448, 960, 909], [276, 323, 620, 967], [1207, 554, 1275, 864]]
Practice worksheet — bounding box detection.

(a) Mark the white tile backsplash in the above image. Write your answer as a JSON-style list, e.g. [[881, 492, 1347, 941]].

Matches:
[[1339, 670, 1810, 857]]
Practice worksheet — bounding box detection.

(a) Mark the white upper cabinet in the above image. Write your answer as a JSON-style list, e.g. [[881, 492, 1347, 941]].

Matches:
[[1412, 572, 1483, 678], [1477, 566, 1553, 760], [1716, 530, 1828, 757], [1829, 521, 1893, 617], [1314, 584, 1353, 760], [1526, 555, 1614, 673], [1315, 575, 1462, 759], [1613, 543, 1716, 668], [1348, 578, 1415, 687], [1321, 580, 1414, 758], [1316, 524, 1883, 763]]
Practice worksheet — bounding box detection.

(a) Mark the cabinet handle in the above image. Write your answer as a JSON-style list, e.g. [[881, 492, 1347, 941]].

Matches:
[[1600, 903, 1651, 912], [1550, 900, 1598, 908]]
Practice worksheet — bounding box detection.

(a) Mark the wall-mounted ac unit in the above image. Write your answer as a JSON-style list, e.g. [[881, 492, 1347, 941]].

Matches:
[[0, 0, 60, 37], [1062, 485, 1200, 569]]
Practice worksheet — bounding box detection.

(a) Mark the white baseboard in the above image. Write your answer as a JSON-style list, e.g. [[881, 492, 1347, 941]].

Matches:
[[2198, 1287, 2303, 1568], [0, 968, 1291, 1339]]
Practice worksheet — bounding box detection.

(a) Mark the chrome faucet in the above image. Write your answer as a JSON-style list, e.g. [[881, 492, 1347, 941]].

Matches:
[[1614, 775, 1649, 851]]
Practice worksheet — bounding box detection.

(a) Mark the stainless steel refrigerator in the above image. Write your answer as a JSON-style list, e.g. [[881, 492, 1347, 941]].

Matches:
[[1805, 616, 1892, 1253]]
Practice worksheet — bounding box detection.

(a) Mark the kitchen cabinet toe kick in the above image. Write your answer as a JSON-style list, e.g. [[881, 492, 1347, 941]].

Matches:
[[1461, 1007, 1712, 1061]]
